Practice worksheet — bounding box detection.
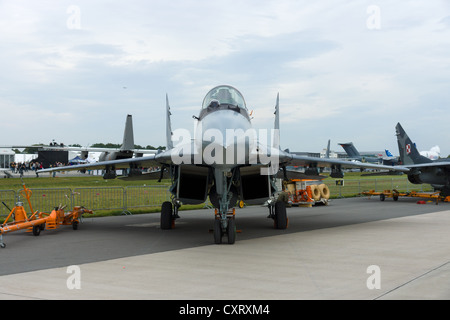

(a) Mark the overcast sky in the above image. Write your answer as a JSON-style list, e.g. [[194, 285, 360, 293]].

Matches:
[[1, 0, 449, 156]]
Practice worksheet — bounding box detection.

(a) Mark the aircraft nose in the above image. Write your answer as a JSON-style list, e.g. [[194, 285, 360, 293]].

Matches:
[[198, 110, 251, 145], [196, 110, 254, 166]]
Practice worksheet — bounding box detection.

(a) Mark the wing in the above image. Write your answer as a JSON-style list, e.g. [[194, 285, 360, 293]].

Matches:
[[37, 150, 173, 173], [401, 161, 450, 170], [278, 150, 410, 173], [40, 145, 158, 154]]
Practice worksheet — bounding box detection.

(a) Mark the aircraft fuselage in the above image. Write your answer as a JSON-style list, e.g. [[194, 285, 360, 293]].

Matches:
[[99, 150, 134, 162]]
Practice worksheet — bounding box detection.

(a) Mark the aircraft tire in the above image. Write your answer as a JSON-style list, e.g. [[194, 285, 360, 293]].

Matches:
[[274, 201, 288, 229], [214, 219, 222, 244], [227, 218, 236, 244], [161, 201, 173, 230]]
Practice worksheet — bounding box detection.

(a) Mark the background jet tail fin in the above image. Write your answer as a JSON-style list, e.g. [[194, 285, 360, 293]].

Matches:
[[385, 149, 393, 157], [325, 139, 331, 158], [166, 94, 174, 150], [395, 122, 432, 165], [121, 114, 135, 151], [273, 93, 280, 149], [339, 142, 360, 158]]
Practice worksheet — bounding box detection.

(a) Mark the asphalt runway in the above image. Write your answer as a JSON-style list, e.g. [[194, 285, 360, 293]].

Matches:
[[1, 197, 449, 300]]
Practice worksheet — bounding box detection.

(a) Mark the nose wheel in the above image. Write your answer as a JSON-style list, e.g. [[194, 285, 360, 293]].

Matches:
[[214, 209, 236, 244]]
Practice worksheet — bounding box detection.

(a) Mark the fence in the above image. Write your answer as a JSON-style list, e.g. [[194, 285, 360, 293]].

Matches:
[[0, 185, 172, 218], [0, 178, 436, 218]]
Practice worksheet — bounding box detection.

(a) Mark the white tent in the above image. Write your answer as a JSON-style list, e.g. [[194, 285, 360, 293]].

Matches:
[[14, 153, 38, 163], [0, 148, 15, 169]]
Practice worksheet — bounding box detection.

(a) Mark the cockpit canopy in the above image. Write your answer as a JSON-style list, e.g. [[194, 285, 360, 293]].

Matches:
[[202, 85, 247, 110]]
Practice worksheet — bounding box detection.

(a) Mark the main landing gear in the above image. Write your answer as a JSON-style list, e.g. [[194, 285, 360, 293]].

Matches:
[[160, 200, 181, 230], [267, 200, 288, 229]]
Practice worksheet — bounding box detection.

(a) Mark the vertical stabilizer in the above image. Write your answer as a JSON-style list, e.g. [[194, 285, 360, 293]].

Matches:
[[339, 142, 360, 158], [273, 93, 280, 149], [325, 139, 331, 158], [395, 123, 432, 165], [121, 114, 134, 151], [166, 94, 173, 150], [385, 149, 394, 157]]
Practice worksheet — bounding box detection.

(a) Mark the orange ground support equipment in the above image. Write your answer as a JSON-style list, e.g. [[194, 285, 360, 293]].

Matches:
[[37, 205, 93, 231], [0, 182, 93, 248], [0, 183, 46, 248], [282, 179, 330, 207], [0, 201, 47, 246], [361, 189, 450, 204]]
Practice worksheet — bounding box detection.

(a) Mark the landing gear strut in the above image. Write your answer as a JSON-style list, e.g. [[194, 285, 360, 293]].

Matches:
[[212, 168, 239, 245]]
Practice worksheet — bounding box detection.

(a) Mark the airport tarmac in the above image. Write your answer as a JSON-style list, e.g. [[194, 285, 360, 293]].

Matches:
[[0, 197, 449, 300]]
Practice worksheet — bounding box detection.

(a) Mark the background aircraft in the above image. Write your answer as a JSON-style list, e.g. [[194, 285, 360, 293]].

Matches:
[[396, 123, 450, 196], [338, 142, 396, 165], [0, 114, 157, 177], [419, 145, 441, 160], [42, 114, 158, 179], [38, 86, 407, 244]]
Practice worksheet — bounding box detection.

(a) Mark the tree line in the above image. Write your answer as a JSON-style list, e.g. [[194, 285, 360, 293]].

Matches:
[[13, 143, 166, 154]]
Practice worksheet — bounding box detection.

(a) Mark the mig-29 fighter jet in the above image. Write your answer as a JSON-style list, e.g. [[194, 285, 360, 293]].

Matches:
[[38, 85, 406, 244]]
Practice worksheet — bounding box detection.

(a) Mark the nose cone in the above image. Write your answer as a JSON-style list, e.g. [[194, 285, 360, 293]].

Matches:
[[196, 110, 254, 168]]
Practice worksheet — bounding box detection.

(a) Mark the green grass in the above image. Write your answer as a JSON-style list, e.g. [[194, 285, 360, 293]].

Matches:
[[0, 175, 170, 189]]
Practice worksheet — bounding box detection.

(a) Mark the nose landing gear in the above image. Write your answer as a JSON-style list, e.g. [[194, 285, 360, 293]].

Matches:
[[213, 208, 236, 244]]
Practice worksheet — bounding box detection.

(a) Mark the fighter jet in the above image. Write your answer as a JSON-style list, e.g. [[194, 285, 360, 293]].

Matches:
[[395, 123, 450, 196], [42, 114, 158, 179], [38, 85, 406, 244]]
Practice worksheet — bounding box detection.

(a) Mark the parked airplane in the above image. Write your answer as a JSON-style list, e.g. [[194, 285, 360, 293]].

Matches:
[[38, 85, 406, 244], [395, 123, 450, 196], [43, 114, 158, 179], [420, 145, 441, 160], [338, 142, 396, 165]]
